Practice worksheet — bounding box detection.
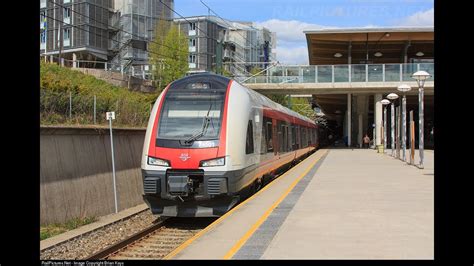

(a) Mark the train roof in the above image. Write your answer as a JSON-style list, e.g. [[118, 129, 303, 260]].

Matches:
[[169, 74, 315, 126], [234, 81, 316, 126]]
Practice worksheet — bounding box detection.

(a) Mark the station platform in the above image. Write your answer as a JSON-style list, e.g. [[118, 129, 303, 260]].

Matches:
[[164, 148, 434, 260]]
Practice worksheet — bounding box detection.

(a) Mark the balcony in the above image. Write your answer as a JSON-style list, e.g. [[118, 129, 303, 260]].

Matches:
[[189, 46, 196, 53], [242, 63, 434, 84], [189, 30, 196, 36], [189, 63, 196, 69]]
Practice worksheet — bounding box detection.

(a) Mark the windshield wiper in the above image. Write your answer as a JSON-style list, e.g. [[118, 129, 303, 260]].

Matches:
[[184, 104, 212, 144]]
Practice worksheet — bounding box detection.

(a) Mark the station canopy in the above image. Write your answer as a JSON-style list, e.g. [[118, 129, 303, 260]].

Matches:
[[304, 27, 434, 65]]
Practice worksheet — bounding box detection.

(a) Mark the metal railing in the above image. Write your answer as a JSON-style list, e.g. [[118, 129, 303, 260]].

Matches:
[[44, 56, 155, 81], [239, 63, 434, 84], [42, 56, 434, 86]]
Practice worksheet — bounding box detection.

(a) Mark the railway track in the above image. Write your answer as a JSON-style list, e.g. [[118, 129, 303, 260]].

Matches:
[[86, 217, 216, 260]]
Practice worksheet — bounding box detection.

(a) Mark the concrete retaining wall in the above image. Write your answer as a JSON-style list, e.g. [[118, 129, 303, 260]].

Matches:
[[40, 126, 146, 225]]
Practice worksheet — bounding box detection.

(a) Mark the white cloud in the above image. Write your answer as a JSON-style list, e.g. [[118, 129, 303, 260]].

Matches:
[[394, 8, 434, 26], [256, 19, 332, 44], [273, 46, 309, 65], [256, 19, 335, 64]]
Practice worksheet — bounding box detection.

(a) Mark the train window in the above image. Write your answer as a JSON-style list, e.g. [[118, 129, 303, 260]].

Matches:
[[291, 125, 296, 150], [296, 125, 300, 149], [315, 129, 318, 144], [285, 125, 291, 151], [301, 127, 307, 148], [277, 122, 282, 152], [246, 120, 254, 154], [260, 120, 267, 154], [266, 121, 273, 153]]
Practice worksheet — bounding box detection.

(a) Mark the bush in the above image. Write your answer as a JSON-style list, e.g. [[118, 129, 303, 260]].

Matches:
[[40, 62, 158, 127]]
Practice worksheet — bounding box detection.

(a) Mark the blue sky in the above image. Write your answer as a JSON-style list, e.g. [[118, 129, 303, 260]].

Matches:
[[174, 0, 434, 64]]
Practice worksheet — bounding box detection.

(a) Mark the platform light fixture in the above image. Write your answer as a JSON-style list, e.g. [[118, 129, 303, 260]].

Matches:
[[334, 52, 343, 58], [374, 51, 383, 57], [416, 51, 424, 57], [387, 93, 399, 157], [397, 84, 412, 162], [412, 70, 431, 169], [381, 99, 390, 151]]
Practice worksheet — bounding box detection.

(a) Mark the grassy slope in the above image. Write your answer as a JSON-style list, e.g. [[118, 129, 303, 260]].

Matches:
[[40, 62, 158, 127]]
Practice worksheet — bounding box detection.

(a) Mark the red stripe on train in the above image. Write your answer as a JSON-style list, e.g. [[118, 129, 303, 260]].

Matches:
[[262, 107, 317, 128], [147, 84, 170, 157], [217, 80, 232, 158]]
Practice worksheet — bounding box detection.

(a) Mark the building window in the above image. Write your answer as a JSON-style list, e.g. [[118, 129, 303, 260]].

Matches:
[[63, 28, 71, 46], [40, 11, 46, 23], [40, 11, 46, 29], [189, 22, 196, 31], [63, 7, 71, 24], [189, 54, 196, 63], [41, 31, 46, 44], [189, 38, 196, 47]]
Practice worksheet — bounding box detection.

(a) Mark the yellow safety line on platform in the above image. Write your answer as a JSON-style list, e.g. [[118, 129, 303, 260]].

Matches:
[[163, 149, 327, 260], [223, 150, 327, 259]]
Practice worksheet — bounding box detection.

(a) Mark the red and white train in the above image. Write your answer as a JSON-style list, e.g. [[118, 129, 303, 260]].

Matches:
[[141, 74, 319, 217]]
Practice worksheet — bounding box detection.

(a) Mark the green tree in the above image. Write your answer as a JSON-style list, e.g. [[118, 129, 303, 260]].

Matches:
[[149, 19, 188, 91], [263, 93, 287, 106], [289, 97, 316, 119], [250, 67, 263, 75]]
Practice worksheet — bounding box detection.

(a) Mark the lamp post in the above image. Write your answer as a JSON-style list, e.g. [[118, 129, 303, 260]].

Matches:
[[397, 84, 412, 162], [412, 71, 431, 169], [387, 93, 399, 157], [381, 99, 390, 152]]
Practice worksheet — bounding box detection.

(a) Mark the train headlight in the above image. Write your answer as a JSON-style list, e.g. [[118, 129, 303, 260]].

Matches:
[[200, 157, 225, 167], [148, 156, 170, 167]]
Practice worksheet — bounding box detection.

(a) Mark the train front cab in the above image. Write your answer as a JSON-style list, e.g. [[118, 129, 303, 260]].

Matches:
[[141, 75, 239, 217]]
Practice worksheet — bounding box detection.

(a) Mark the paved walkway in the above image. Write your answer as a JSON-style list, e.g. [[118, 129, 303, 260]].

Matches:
[[261, 148, 433, 259], [169, 148, 433, 259]]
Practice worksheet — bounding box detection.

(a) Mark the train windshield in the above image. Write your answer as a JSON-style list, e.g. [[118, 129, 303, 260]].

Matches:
[[157, 87, 226, 141]]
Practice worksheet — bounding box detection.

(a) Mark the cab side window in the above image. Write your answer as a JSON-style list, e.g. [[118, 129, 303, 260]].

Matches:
[[246, 120, 254, 154]]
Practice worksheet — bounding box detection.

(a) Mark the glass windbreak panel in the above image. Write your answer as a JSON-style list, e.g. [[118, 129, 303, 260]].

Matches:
[[368, 64, 383, 82], [286, 67, 299, 77], [301, 66, 315, 83], [270, 76, 285, 83], [317, 66, 332, 82], [254, 76, 267, 83], [402, 64, 417, 81], [385, 64, 401, 82], [158, 85, 226, 140], [270, 66, 283, 77], [419, 63, 434, 81], [351, 64, 366, 82], [286, 76, 300, 83], [334, 65, 349, 82]]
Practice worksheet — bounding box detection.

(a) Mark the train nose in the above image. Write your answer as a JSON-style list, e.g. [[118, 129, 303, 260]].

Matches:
[[154, 147, 219, 169]]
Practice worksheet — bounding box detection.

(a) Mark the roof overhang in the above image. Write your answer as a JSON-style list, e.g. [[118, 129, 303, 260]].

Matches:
[[305, 27, 434, 65]]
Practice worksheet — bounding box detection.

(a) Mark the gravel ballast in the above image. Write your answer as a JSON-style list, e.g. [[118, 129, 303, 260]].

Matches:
[[40, 211, 159, 260]]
